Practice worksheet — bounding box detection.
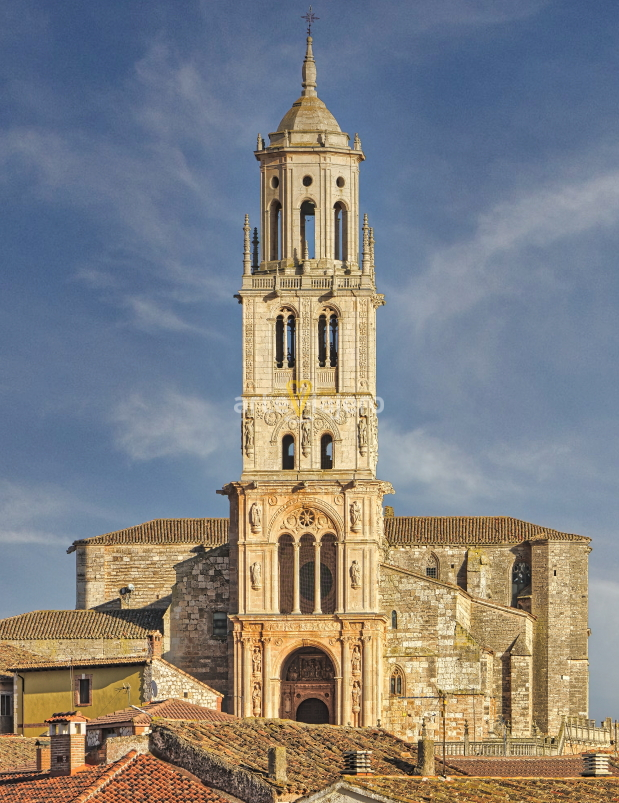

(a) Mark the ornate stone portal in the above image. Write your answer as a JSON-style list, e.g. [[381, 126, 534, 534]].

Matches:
[[280, 648, 335, 723]]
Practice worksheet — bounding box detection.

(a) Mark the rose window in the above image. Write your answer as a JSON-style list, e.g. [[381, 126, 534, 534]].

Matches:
[[298, 509, 315, 527]]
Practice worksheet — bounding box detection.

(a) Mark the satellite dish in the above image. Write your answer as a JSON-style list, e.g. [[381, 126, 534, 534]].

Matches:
[[150, 680, 158, 699]]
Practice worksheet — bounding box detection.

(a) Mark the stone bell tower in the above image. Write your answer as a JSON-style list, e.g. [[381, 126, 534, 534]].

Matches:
[[223, 34, 393, 726]]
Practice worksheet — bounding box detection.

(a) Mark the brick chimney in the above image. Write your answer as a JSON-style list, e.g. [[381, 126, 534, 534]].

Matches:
[[582, 753, 611, 777], [149, 634, 162, 657], [35, 740, 50, 772], [343, 750, 373, 776], [268, 746, 287, 782], [45, 712, 90, 776]]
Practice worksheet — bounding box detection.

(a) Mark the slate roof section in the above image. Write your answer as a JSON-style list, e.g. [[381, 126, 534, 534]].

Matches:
[[0, 751, 230, 802], [151, 719, 430, 798], [0, 609, 164, 641], [445, 755, 619, 777], [0, 644, 42, 679], [384, 516, 589, 545], [68, 518, 229, 551], [88, 699, 236, 728], [352, 775, 619, 802]]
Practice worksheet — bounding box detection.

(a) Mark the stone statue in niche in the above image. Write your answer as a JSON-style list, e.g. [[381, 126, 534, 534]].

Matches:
[[283, 692, 292, 715], [350, 500, 362, 532], [252, 682, 261, 717], [252, 645, 262, 675], [351, 680, 361, 726], [243, 412, 254, 457], [351, 644, 361, 674], [301, 417, 311, 457], [249, 503, 262, 533], [357, 416, 368, 455], [350, 560, 361, 589], [250, 561, 262, 589]]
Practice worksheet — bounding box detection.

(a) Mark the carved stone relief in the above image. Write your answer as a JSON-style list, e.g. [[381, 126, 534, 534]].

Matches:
[[252, 645, 262, 675], [350, 500, 362, 532], [350, 560, 361, 589], [252, 681, 262, 716], [250, 561, 262, 590]]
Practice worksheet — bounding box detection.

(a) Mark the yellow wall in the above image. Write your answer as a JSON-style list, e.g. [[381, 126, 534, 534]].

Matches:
[[16, 665, 144, 737]]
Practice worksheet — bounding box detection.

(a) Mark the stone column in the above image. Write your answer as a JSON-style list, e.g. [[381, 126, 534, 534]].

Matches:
[[243, 638, 253, 717], [341, 637, 351, 725], [234, 633, 243, 717], [362, 635, 372, 726], [292, 542, 301, 614], [313, 540, 322, 614], [263, 637, 272, 718], [336, 541, 344, 613]]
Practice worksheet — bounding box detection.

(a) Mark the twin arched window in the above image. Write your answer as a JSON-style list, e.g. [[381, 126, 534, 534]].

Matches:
[[276, 311, 296, 368], [390, 666, 404, 696], [282, 432, 333, 470], [318, 313, 338, 368]]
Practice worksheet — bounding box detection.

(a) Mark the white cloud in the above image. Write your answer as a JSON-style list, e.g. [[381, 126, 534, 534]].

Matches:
[[112, 389, 234, 461], [0, 481, 91, 545], [397, 168, 619, 333]]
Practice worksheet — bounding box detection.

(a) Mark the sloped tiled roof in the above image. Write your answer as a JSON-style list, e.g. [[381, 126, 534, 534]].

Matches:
[[7, 656, 149, 672], [351, 775, 619, 802], [0, 609, 163, 641], [68, 518, 229, 551], [0, 737, 45, 774], [385, 516, 589, 545], [151, 719, 428, 798], [445, 755, 619, 777], [88, 698, 236, 728], [0, 644, 42, 679], [0, 751, 230, 802]]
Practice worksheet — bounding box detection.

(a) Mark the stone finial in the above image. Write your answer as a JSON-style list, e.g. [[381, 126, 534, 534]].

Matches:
[[362, 214, 370, 273], [252, 227, 259, 271], [302, 36, 317, 97], [256, 133, 263, 151], [416, 737, 435, 777], [243, 214, 251, 276], [268, 745, 287, 782]]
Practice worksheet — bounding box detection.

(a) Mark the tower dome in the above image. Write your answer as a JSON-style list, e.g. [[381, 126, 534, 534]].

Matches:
[[268, 37, 349, 149]]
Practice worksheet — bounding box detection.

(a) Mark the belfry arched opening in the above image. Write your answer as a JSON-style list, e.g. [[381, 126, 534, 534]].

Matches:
[[280, 647, 335, 724]]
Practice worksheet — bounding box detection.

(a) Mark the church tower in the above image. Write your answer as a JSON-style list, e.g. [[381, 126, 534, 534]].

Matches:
[[224, 34, 393, 725]]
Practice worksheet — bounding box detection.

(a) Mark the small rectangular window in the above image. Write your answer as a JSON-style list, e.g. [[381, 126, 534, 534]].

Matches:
[[0, 694, 11, 716], [74, 675, 92, 707], [213, 612, 228, 638], [426, 567, 437, 578]]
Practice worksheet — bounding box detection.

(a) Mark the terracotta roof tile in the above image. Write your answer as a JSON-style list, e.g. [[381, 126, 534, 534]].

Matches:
[[151, 719, 425, 797], [352, 775, 619, 802], [68, 518, 229, 551], [8, 656, 149, 671], [0, 609, 164, 641], [385, 516, 588, 545], [445, 755, 619, 777], [0, 644, 42, 679], [87, 699, 236, 729], [0, 751, 230, 802], [0, 737, 45, 774]]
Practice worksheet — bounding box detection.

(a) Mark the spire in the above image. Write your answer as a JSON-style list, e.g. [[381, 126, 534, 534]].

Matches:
[[301, 36, 317, 97]]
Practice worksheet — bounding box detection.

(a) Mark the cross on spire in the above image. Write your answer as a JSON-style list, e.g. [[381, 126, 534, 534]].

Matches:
[[302, 6, 319, 36]]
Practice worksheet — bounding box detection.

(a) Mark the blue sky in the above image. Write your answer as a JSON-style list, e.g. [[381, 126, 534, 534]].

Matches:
[[1, 0, 619, 719]]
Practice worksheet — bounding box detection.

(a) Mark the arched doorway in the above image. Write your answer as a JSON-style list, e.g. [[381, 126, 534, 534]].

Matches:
[[296, 698, 329, 724], [280, 647, 335, 724]]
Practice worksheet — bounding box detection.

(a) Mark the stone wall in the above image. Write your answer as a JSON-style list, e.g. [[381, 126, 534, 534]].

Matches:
[[169, 545, 231, 703], [75, 543, 207, 610], [0, 637, 150, 662], [144, 658, 222, 709]]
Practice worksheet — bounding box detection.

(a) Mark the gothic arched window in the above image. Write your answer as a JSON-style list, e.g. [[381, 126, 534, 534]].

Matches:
[[282, 434, 295, 470], [391, 610, 398, 629], [270, 200, 282, 260], [320, 433, 333, 469], [276, 310, 296, 368], [390, 666, 404, 696], [425, 553, 439, 580], [318, 312, 338, 368], [300, 200, 315, 259], [333, 202, 348, 261]]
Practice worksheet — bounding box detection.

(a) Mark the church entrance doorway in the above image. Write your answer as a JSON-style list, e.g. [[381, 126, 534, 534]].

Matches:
[[280, 647, 335, 724]]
